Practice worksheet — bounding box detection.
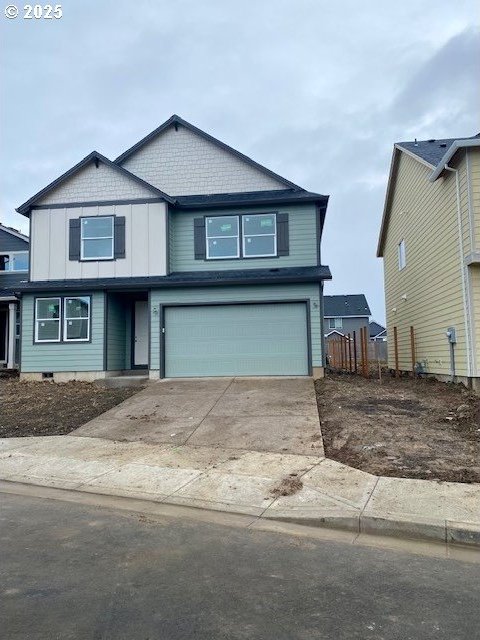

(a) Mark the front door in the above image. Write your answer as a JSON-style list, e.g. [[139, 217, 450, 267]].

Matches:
[[134, 301, 148, 367]]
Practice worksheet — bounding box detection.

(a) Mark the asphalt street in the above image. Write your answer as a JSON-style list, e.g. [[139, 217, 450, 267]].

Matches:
[[1, 492, 479, 639]]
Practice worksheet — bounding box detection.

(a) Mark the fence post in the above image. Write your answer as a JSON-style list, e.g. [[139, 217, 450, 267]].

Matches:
[[348, 333, 352, 372], [393, 326, 399, 378], [352, 331, 357, 373], [359, 327, 365, 376], [364, 327, 369, 378], [410, 326, 416, 378]]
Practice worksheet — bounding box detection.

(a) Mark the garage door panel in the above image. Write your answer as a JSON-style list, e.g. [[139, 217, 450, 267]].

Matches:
[[164, 303, 308, 377]]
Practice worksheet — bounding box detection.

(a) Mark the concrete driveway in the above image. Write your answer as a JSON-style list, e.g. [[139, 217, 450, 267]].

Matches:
[[73, 377, 323, 456]]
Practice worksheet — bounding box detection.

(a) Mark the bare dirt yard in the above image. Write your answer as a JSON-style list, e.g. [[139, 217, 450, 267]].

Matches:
[[0, 377, 142, 438], [315, 373, 480, 484]]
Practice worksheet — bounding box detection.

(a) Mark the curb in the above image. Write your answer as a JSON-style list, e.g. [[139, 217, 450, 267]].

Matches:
[[1, 477, 479, 548]]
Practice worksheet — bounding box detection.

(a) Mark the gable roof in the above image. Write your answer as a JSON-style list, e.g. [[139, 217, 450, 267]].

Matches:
[[378, 134, 480, 256], [324, 294, 371, 317], [397, 134, 480, 168], [114, 114, 302, 191], [369, 321, 386, 338], [0, 223, 29, 242], [16, 151, 175, 216]]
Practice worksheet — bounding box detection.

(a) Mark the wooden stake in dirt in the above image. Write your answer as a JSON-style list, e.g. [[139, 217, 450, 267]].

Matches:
[[353, 331, 358, 373], [410, 326, 416, 378], [363, 326, 369, 378], [348, 333, 353, 373], [393, 326, 400, 378]]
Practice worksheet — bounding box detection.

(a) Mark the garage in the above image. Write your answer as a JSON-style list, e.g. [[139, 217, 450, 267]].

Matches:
[[163, 302, 310, 377]]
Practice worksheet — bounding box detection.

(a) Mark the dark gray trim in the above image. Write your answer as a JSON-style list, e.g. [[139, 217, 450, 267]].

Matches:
[[160, 299, 312, 379], [32, 294, 93, 345], [113, 216, 126, 259], [319, 282, 326, 367], [16, 151, 174, 216], [14, 265, 332, 294], [165, 205, 171, 274], [31, 197, 167, 211], [159, 303, 165, 379], [114, 114, 303, 191], [276, 212, 289, 257], [147, 291, 152, 371], [69, 218, 81, 261], [305, 300, 313, 375], [131, 299, 148, 369], [175, 192, 328, 211], [103, 291, 108, 371], [194, 217, 206, 260]]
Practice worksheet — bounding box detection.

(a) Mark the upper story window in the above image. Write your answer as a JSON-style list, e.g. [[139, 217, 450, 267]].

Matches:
[[328, 318, 343, 330], [398, 239, 406, 270], [81, 216, 114, 260], [243, 213, 276, 257], [206, 216, 240, 259], [0, 251, 29, 273]]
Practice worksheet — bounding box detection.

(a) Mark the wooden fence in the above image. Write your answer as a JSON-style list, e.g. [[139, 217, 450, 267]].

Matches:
[[326, 325, 417, 379], [325, 329, 388, 378]]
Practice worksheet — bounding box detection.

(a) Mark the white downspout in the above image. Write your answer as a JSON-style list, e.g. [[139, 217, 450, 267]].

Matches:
[[444, 163, 473, 378]]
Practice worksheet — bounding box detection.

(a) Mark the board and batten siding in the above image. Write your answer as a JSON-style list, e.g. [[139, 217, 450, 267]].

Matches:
[[149, 284, 322, 373], [30, 202, 167, 281], [20, 292, 105, 372], [169, 203, 318, 272], [383, 150, 472, 377]]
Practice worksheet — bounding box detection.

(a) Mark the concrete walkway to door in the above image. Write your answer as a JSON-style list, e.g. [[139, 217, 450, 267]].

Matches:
[[73, 377, 324, 457]]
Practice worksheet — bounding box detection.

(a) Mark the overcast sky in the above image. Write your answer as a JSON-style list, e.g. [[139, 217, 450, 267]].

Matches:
[[1, 0, 478, 321]]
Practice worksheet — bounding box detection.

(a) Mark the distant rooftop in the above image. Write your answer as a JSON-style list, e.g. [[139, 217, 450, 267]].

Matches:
[[397, 134, 480, 167], [324, 295, 371, 317]]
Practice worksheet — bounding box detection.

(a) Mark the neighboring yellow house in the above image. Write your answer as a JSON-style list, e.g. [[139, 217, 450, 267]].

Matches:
[[377, 134, 480, 392]]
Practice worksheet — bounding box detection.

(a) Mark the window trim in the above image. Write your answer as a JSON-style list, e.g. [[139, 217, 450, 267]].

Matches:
[[0, 250, 29, 274], [205, 215, 240, 260], [80, 216, 114, 261], [204, 212, 280, 261], [398, 239, 406, 271], [33, 295, 92, 344], [242, 213, 277, 258], [63, 296, 91, 342], [328, 317, 343, 330], [34, 297, 61, 343]]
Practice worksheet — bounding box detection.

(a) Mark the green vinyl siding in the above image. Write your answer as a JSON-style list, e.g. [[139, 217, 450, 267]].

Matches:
[[165, 303, 308, 377], [21, 292, 104, 372], [106, 294, 127, 371], [169, 203, 318, 271], [150, 283, 322, 374]]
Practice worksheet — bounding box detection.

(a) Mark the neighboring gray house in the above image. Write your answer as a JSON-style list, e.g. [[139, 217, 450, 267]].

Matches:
[[369, 321, 387, 342], [0, 223, 29, 368], [324, 294, 371, 339], [12, 114, 332, 381]]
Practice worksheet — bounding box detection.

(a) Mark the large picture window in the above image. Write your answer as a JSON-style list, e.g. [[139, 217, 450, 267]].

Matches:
[[206, 216, 240, 259], [35, 298, 61, 342], [34, 296, 91, 343], [81, 216, 114, 260], [243, 213, 276, 257], [64, 297, 90, 341]]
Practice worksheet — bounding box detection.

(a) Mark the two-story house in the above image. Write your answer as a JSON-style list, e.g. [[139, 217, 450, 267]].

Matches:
[[377, 134, 480, 391], [0, 223, 29, 369], [13, 115, 331, 381], [324, 294, 371, 339]]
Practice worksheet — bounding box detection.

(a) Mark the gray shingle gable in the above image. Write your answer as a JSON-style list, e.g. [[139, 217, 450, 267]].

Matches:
[[324, 295, 371, 317], [397, 134, 480, 167]]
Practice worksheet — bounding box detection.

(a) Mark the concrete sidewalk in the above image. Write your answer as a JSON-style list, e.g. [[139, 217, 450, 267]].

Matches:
[[1, 435, 479, 546]]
